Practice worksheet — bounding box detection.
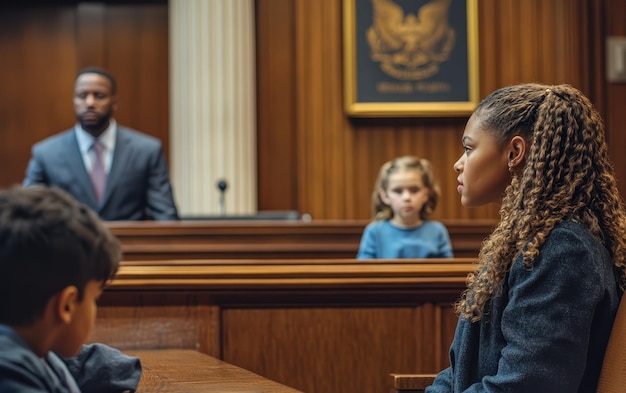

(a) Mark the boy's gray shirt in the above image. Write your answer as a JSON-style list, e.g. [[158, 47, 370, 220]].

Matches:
[[0, 324, 141, 392]]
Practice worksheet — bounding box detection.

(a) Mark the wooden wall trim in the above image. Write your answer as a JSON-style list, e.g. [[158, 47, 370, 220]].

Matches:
[[112, 258, 476, 290], [108, 219, 496, 260]]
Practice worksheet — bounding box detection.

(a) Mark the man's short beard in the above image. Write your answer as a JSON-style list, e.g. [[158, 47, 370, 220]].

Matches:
[[78, 108, 113, 135], [79, 116, 109, 133]]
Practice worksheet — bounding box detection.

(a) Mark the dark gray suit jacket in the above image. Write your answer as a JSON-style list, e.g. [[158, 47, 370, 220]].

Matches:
[[426, 220, 621, 393], [0, 324, 141, 393], [23, 125, 179, 221]]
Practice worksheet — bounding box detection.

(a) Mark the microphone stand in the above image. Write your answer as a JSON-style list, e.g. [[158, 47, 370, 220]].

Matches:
[[217, 179, 228, 216]]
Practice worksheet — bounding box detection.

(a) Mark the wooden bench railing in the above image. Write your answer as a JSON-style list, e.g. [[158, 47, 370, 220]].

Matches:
[[91, 258, 477, 393], [107, 219, 496, 260]]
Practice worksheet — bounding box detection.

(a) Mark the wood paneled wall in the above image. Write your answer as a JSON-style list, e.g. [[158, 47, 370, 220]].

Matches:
[[2, 0, 624, 221], [0, 1, 168, 188], [604, 0, 626, 197], [256, 0, 617, 220]]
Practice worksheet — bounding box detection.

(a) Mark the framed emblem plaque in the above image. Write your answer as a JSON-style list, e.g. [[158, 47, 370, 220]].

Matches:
[[343, 0, 479, 117]]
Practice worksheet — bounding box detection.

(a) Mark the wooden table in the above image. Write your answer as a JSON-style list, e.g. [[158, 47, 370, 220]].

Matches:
[[126, 349, 303, 392]]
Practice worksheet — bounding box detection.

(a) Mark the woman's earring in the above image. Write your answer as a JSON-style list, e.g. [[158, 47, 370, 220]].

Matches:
[[508, 161, 514, 173]]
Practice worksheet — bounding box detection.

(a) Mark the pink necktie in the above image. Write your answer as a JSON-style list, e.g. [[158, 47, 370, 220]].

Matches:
[[90, 141, 107, 203]]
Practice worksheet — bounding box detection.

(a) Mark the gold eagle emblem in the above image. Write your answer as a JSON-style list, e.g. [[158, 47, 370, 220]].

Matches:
[[367, 0, 455, 80]]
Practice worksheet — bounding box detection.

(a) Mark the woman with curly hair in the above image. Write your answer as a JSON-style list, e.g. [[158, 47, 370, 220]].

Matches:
[[427, 83, 626, 392]]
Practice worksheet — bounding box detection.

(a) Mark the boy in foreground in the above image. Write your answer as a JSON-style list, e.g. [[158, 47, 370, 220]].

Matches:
[[0, 186, 141, 392]]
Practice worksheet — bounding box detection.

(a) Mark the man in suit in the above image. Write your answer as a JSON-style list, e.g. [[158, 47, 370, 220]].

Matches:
[[23, 66, 179, 221]]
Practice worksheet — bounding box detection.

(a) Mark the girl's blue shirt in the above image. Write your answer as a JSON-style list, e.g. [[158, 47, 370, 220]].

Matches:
[[357, 220, 453, 259]]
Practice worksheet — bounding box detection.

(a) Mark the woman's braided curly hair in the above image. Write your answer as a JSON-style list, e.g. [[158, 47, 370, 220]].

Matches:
[[456, 83, 626, 322]]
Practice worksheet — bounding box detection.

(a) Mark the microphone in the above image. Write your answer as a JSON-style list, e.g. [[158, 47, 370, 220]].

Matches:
[[217, 179, 228, 215]]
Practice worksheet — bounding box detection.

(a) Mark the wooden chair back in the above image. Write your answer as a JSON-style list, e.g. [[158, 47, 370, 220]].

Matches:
[[597, 296, 626, 392], [390, 296, 626, 393]]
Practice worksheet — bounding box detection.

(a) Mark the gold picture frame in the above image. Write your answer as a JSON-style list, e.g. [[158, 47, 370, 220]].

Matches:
[[343, 0, 479, 117]]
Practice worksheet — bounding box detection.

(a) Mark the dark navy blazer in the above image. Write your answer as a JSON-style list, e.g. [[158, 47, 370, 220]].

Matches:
[[427, 220, 621, 393]]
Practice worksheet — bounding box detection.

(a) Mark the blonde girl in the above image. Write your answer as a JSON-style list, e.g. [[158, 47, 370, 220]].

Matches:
[[357, 155, 453, 259]]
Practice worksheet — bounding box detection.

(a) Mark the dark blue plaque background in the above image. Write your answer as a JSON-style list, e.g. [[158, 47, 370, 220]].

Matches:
[[355, 0, 470, 103]]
